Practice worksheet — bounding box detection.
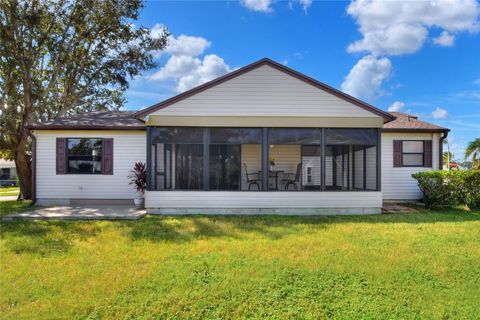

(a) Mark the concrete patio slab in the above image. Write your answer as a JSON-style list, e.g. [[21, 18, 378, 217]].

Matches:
[[382, 203, 419, 214], [2, 205, 146, 221]]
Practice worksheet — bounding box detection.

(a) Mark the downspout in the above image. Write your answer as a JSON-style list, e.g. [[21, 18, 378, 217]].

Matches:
[[439, 131, 448, 170], [31, 131, 37, 204]]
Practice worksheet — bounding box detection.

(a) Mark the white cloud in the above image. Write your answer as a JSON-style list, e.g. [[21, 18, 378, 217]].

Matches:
[[341, 55, 392, 101], [299, 0, 313, 12], [347, 0, 479, 56], [473, 78, 480, 85], [148, 33, 232, 93], [150, 23, 167, 38], [177, 55, 231, 92], [433, 31, 455, 46], [150, 55, 201, 81], [388, 101, 405, 112], [343, 0, 479, 102], [240, 0, 273, 12], [348, 23, 428, 56], [432, 107, 448, 119], [166, 35, 211, 56]]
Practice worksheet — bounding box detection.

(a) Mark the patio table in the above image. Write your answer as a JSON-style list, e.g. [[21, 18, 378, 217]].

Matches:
[[258, 170, 284, 190]]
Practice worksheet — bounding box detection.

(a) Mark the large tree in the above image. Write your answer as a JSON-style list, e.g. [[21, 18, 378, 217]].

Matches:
[[0, 0, 168, 199]]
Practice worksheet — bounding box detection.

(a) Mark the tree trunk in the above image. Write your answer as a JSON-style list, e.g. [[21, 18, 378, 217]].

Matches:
[[15, 139, 32, 200]]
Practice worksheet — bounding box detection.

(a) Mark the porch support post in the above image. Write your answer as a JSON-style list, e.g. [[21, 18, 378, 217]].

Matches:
[[204, 128, 210, 191], [363, 146, 367, 190], [146, 127, 152, 191], [376, 128, 382, 191], [321, 128, 325, 191], [262, 128, 269, 191]]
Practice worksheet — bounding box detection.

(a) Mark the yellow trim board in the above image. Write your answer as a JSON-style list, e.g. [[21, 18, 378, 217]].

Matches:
[[146, 116, 384, 128]]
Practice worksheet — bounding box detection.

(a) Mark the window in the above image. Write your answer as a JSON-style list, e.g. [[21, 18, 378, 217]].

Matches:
[[402, 141, 424, 166], [67, 138, 103, 174], [1, 168, 10, 179]]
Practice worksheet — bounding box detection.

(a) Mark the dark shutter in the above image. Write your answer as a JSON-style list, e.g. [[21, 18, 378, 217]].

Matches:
[[103, 138, 113, 175], [424, 140, 432, 167], [56, 138, 67, 174], [393, 140, 402, 167]]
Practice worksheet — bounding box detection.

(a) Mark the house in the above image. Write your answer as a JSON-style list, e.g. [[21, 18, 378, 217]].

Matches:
[[0, 159, 17, 186], [29, 58, 449, 214]]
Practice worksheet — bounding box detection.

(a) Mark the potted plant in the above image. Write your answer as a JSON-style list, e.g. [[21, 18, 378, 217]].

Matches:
[[128, 162, 147, 208]]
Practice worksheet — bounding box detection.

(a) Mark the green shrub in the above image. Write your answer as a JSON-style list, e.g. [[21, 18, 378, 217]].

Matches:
[[412, 170, 480, 210], [460, 170, 480, 210], [412, 171, 458, 209]]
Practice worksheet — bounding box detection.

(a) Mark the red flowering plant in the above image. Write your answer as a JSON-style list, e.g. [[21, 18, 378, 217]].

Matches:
[[128, 162, 147, 196]]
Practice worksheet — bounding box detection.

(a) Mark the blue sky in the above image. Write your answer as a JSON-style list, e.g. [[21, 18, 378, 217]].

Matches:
[[125, 0, 480, 159]]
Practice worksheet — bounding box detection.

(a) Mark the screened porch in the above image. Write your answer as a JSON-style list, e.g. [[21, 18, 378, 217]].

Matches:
[[147, 127, 380, 192]]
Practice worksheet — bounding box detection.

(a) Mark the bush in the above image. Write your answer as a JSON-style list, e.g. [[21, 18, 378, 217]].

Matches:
[[460, 170, 480, 210], [412, 170, 480, 210], [411, 171, 459, 209]]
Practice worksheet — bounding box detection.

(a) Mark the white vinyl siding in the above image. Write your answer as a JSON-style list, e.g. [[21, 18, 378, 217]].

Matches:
[[146, 191, 382, 210], [382, 132, 440, 200], [35, 130, 146, 201], [149, 65, 381, 119]]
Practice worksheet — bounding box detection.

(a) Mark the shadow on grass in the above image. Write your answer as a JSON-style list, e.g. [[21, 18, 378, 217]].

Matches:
[[121, 209, 479, 243], [1, 207, 479, 248], [0, 221, 102, 256]]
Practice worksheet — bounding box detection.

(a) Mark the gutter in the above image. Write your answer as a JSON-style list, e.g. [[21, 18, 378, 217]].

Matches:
[[439, 131, 449, 170], [31, 132, 37, 204]]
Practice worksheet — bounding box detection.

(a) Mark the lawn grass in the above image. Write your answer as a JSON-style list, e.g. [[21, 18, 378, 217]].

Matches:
[[1, 208, 479, 319], [0, 200, 40, 217], [0, 187, 19, 197]]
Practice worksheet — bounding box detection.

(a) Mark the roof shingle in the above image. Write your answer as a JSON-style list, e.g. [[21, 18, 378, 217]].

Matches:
[[30, 111, 145, 130], [383, 112, 449, 132]]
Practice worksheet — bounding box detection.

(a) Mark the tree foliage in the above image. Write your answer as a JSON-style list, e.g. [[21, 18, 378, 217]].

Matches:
[[0, 0, 168, 199], [464, 138, 480, 169]]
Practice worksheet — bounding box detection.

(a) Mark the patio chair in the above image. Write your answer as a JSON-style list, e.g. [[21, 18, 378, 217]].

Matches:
[[244, 163, 261, 190], [283, 163, 302, 190]]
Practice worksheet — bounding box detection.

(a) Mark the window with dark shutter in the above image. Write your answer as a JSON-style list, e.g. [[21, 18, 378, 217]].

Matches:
[[393, 140, 402, 167], [394, 140, 432, 167], [56, 138, 67, 174], [103, 138, 114, 175], [65, 138, 103, 174], [424, 140, 432, 167]]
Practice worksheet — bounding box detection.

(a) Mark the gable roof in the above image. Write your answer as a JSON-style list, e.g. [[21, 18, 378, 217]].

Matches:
[[135, 58, 395, 122], [30, 111, 145, 130], [383, 112, 449, 133]]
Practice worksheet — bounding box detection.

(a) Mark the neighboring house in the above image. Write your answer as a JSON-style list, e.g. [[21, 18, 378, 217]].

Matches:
[[29, 58, 449, 214], [0, 159, 17, 187]]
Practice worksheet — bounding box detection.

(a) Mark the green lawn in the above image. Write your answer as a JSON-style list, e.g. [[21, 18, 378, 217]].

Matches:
[[1, 205, 479, 319], [0, 187, 19, 197], [0, 200, 41, 217]]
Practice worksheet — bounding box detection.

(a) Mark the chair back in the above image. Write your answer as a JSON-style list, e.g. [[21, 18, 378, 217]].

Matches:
[[295, 163, 302, 181], [244, 163, 251, 181]]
